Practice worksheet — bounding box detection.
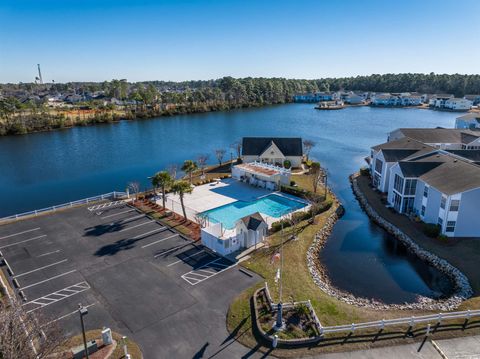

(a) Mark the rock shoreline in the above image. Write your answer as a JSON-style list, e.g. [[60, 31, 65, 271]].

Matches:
[[306, 176, 473, 311]]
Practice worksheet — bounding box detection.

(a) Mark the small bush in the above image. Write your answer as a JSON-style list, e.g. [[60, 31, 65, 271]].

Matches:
[[360, 167, 371, 176], [290, 180, 296, 186], [423, 223, 441, 238], [283, 159, 292, 169]]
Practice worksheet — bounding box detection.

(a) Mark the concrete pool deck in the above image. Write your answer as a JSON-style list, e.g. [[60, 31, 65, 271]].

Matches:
[[163, 178, 274, 219]]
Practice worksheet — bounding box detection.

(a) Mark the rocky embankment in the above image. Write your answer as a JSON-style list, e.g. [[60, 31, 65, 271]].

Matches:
[[306, 176, 473, 311]]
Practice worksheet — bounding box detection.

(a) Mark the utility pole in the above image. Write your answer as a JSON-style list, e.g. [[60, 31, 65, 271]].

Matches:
[[275, 212, 287, 330], [37, 64, 43, 85]]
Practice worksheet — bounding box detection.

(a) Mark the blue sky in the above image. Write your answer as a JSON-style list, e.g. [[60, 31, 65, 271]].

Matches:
[[1, 0, 479, 83]]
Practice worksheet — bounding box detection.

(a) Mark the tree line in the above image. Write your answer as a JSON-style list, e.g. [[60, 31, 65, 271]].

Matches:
[[1, 73, 480, 135]]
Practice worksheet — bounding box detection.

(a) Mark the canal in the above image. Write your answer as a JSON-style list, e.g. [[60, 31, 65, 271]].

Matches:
[[0, 104, 458, 303]]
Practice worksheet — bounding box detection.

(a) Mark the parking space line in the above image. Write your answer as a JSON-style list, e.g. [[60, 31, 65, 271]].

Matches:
[[100, 209, 135, 219], [167, 249, 206, 267], [0, 228, 41, 240], [19, 270, 77, 291], [153, 242, 190, 258], [133, 227, 167, 239], [23, 281, 90, 313], [0, 235, 47, 249], [118, 214, 146, 223], [142, 234, 178, 249], [13, 259, 68, 279], [119, 220, 155, 232], [44, 303, 96, 326], [181, 258, 237, 286], [37, 250, 61, 258]]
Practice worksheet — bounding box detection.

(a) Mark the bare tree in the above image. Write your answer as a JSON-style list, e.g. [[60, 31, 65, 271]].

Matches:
[[194, 213, 208, 228], [0, 297, 65, 359], [215, 149, 226, 166], [303, 139, 316, 162], [197, 154, 209, 175], [230, 140, 242, 160], [127, 181, 140, 202], [309, 162, 323, 194], [167, 164, 178, 180], [288, 212, 303, 240]]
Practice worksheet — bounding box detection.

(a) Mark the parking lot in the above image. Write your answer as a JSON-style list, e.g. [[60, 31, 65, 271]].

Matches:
[[0, 202, 260, 358]]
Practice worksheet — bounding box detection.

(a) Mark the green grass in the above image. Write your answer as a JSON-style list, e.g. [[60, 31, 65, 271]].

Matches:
[[226, 174, 480, 356], [58, 329, 142, 359]]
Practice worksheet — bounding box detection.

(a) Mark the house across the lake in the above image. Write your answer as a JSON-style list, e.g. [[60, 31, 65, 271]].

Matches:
[[241, 137, 303, 168]]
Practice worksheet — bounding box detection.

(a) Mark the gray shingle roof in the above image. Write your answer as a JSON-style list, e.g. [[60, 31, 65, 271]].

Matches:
[[382, 149, 421, 162], [372, 137, 433, 151], [396, 128, 480, 145], [242, 137, 303, 157], [399, 152, 480, 194], [241, 212, 265, 230]]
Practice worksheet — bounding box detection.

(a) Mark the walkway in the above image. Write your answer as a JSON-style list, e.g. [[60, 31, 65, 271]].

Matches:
[[356, 174, 480, 295]]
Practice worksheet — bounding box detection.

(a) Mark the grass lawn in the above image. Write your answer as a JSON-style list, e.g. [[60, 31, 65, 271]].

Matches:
[[57, 329, 142, 359], [226, 174, 480, 357]]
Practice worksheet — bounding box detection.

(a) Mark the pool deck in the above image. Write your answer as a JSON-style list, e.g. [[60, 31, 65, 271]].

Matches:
[[164, 178, 273, 215], [163, 178, 308, 225]]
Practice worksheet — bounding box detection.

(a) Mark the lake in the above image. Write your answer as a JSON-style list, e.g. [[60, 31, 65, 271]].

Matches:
[[0, 104, 458, 303]]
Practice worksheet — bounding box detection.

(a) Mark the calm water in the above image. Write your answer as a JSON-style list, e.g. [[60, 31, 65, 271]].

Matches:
[[0, 105, 458, 303]]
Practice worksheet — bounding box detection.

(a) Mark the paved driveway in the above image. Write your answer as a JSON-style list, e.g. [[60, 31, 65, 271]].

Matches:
[[0, 202, 261, 358]]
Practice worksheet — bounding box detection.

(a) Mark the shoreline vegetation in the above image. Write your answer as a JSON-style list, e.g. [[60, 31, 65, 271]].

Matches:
[[227, 173, 480, 357], [2, 73, 480, 136]]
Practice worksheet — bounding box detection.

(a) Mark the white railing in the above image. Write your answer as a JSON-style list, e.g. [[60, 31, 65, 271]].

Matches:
[[252, 161, 291, 175], [0, 191, 128, 223], [319, 309, 480, 335], [262, 283, 479, 337]]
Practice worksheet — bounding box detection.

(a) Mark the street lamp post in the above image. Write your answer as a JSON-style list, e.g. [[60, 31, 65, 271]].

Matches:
[[275, 212, 287, 331], [78, 303, 89, 359]]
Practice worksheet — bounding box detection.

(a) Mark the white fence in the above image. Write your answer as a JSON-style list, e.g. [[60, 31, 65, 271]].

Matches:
[[263, 283, 480, 337], [319, 309, 480, 335], [0, 191, 128, 223]]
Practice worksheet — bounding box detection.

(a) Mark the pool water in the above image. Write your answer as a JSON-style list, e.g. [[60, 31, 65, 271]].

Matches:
[[202, 194, 307, 229]]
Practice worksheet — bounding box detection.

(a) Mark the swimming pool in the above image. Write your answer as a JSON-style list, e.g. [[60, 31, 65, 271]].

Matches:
[[201, 194, 307, 229]]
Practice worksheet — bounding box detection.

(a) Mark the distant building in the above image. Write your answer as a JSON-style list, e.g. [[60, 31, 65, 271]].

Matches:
[[463, 95, 480, 105], [455, 113, 480, 130], [444, 98, 472, 111], [241, 137, 303, 168], [371, 93, 423, 106], [428, 94, 454, 108], [344, 94, 364, 104], [293, 92, 336, 103]]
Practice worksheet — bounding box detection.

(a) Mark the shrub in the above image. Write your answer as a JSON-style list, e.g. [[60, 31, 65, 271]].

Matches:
[[360, 167, 371, 176], [271, 219, 291, 233], [290, 180, 296, 186], [283, 159, 292, 169], [423, 223, 441, 238]]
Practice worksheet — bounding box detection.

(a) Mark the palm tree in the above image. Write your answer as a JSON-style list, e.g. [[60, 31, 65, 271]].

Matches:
[[181, 160, 198, 185], [151, 171, 172, 209], [171, 180, 193, 220]]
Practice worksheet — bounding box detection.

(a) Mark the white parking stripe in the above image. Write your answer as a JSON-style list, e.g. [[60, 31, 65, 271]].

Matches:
[[153, 242, 191, 258], [167, 249, 206, 267], [142, 234, 178, 249], [0, 228, 41, 240], [37, 250, 61, 258], [181, 258, 237, 286], [43, 303, 96, 326], [19, 270, 77, 291], [13, 259, 68, 279], [0, 235, 47, 249], [24, 282, 90, 313], [100, 209, 135, 219], [118, 214, 145, 223], [119, 220, 155, 232], [133, 227, 167, 239]]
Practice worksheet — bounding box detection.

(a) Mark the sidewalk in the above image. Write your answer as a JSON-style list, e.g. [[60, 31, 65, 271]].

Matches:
[[313, 335, 480, 358]]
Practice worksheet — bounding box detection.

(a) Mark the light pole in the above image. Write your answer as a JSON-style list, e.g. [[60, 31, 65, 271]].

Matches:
[[275, 211, 287, 331], [78, 303, 89, 359], [323, 170, 328, 199]]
